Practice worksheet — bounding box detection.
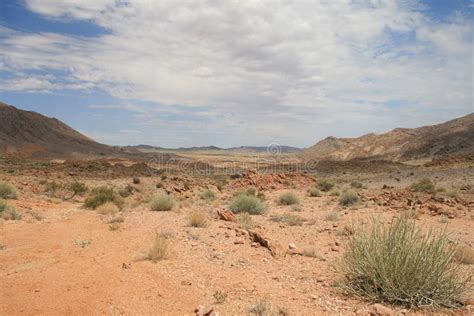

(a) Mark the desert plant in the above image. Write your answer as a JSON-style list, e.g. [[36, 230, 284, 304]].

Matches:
[[330, 190, 340, 196], [96, 202, 120, 215], [0, 200, 21, 220], [229, 193, 265, 215], [340, 214, 468, 308], [302, 247, 324, 259], [318, 179, 334, 192], [339, 191, 359, 206], [246, 186, 257, 196], [271, 213, 305, 226], [453, 244, 474, 265], [350, 181, 364, 189], [236, 212, 255, 230], [0, 181, 17, 199], [84, 186, 124, 209], [279, 191, 299, 205], [188, 211, 207, 228], [199, 189, 215, 200], [325, 211, 339, 222], [43, 180, 61, 197], [249, 298, 270, 316], [119, 185, 135, 198], [308, 187, 322, 197], [446, 189, 459, 198], [213, 290, 228, 304], [144, 233, 171, 262], [64, 181, 88, 200], [410, 178, 435, 192], [150, 191, 175, 211]]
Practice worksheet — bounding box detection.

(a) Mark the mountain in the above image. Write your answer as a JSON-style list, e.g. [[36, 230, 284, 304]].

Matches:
[[124, 144, 303, 154], [302, 113, 474, 162], [0, 102, 122, 158]]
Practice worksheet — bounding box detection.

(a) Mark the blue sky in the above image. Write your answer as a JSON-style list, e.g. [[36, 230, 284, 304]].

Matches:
[[0, 0, 472, 148]]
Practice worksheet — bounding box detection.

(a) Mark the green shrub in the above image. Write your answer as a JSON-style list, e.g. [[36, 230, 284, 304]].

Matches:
[[339, 191, 359, 206], [199, 189, 215, 200], [150, 191, 175, 211], [330, 190, 341, 196], [271, 213, 305, 226], [68, 181, 88, 196], [246, 186, 256, 196], [308, 187, 322, 197], [410, 178, 435, 192], [279, 191, 299, 205], [84, 187, 124, 209], [0, 199, 21, 220], [229, 193, 265, 215], [350, 181, 364, 189], [340, 214, 468, 308], [0, 181, 17, 199], [318, 179, 334, 192]]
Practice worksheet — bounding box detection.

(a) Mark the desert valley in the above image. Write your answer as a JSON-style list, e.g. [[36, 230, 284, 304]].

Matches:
[[0, 103, 473, 315]]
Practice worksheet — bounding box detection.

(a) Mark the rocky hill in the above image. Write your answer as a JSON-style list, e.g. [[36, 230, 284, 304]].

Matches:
[[0, 102, 122, 158], [302, 113, 474, 162]]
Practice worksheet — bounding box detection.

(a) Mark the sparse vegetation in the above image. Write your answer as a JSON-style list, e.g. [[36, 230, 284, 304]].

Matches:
[[453, 244, 474, 265], [249, 298, 270, 316], [84, 186, 124, 209], [229, 193, 266, 215], [325, 211, 339, 222], [339, 191, 359, 206], [43, 180, 61, 197], [410, 177, 435, 192], [318, 179, 334, 192], [330, 190, 340, 196], [271, 213, 305, 226], [246, 186, 256, 196], [350, 181, 364, 189], [119, 185, 135, 198], [302, 247, 324, 259], [96, 202, 120, 215], [446, 189, 459, 198], [0, 181, 17, 199], [236, 212, 255, 230], [0, 199, 21, 220], [213, 290, 228, 304], [144, 233, 171, 262], [340, 214, 468, 308], [150, 191, 175, 211], [279, 191, 299, 205], [199, 189, 215, 200], [187, 211, 207, 227], [308, 187, 322, 197], [66, 181, 88, 198]]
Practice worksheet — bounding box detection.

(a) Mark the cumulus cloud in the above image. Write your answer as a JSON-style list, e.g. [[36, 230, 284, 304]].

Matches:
[[0, 0, 472, 146]]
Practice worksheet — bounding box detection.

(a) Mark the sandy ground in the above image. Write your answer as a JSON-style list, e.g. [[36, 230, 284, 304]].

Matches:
[[0, 162, 473, 315]]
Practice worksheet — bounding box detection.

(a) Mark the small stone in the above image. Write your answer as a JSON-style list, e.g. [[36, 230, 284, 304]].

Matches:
[[34, 289, 40, 293], [288, 243, 297, 250], [234, 239, 244, 245], [251, 242, 259, 248]]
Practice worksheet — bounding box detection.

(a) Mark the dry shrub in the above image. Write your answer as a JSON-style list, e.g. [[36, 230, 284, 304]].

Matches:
[[96, 202, 119, 215], [318, 179, 334, 192], [150, 191, 175, 211], [230, 193, 265, 215], [339, 191, 359, 206], [340, 214, 468, 308], [0, 181, 17, 199], [144, 233, 172, 262], [410, 178, 435, 192], [236, 212, 255, 230], [308, 187, 322, 197], [271, 213, 305, 226], [199, 189, 215, 200], [188, 211, 207, 228], [0, 199, 21, 220], [84, 186, 124, 209], [279, 191, 299, 205], [453, 244, 474, 265]]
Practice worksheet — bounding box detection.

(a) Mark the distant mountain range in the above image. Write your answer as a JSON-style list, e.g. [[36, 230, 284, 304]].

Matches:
[[122, 144, 303, 154], [301, 113, 474, 162]]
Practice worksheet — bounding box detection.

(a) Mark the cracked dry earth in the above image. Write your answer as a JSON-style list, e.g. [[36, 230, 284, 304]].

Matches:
[[1, 169, 473, 315]]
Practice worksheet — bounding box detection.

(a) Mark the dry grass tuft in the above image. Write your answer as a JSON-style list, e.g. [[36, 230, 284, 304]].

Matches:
[[339, 191, 359, 206], [318, 179, 334, 192], [84, 186, 124, 209], [279, 191, 300, 205], [410, 178, 435, 192], [308, 187, 322, 197], [144, 233, 172, 262], [199, 189, 215, 200], [188, 211, 207, 228], [150, 191, 175, 211], [236, 212, 255, 230], [340, 214, 468, 308], [271, 213, 305, 226], [0, 199, 21, 220], [96, 202, 120, 215], [230, 193, 266, 215], [0, 181, 17, 199]]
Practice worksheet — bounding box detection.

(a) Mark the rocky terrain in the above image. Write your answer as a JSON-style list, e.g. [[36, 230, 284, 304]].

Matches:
[[302, 113, 474, 162]]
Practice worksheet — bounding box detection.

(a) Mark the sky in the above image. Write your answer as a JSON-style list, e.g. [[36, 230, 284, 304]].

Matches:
[[0, 0, 473, 148]]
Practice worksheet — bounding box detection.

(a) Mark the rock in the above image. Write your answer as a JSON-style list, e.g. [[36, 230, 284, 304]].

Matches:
[[234, 239, 244, 245], [464, 298, 474, 306], [195, 305, 218, 316], [248, 230, 285, 257], [132, 177, 140, 184], [288, 243, 297, 250], [369, 303, 395, 316], [216, 209, 235, 222]]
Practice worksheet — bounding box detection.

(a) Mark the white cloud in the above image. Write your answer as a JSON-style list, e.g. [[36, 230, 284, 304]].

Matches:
[[0, 0, 472, 146]]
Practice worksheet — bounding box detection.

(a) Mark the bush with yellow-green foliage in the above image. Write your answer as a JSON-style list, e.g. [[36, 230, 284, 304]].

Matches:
[[410, 178, 435, 192], [199, 189, 215, 200], [317, 179, 334, 192], [150, 191, 175, 211], [0, 181, 17, 199], [84, 186, 124, 209], [229, 193, 266, 215], [308, 187, 322, 197], [279, 191, 299, 205], [340, 214, 468, 308], [0, 199, 21, 220], [339, 191, 359, 206]]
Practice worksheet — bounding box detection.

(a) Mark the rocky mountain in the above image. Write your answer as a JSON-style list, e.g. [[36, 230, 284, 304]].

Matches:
[[302, 113, 474, 162], [0, 102, 122, 158], [124, 145, 303, 154]]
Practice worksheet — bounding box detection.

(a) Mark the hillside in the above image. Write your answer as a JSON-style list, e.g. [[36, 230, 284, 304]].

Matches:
[[0, 102, 122, 158], [302, 113, 474, 162], [124, 144, 302, 154]]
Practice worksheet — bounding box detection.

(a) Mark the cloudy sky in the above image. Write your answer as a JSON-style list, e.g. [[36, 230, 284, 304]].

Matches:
[[0, 0, 473, 148]]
